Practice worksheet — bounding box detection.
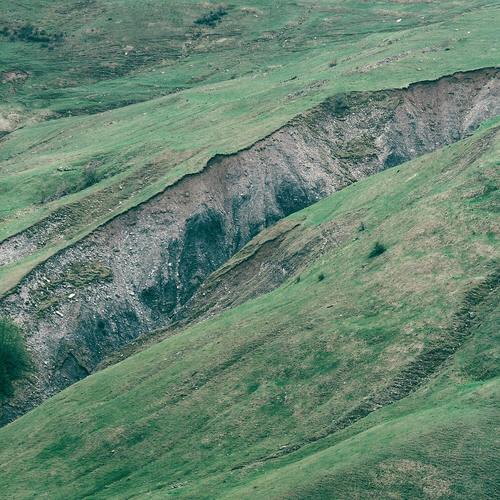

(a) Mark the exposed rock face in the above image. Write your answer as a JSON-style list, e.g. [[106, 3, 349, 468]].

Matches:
[[1, 68, 499, 424]]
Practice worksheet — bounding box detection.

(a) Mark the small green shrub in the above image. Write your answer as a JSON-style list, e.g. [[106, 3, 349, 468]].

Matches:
[[333, 93, 349, 115], [195, 8, 228, 27], [0, 24, 64, 44], [82, 164, 100, 188], [0, 318, 31, 398], [318, 272, 326, 281], [368, 242, 387, 259]]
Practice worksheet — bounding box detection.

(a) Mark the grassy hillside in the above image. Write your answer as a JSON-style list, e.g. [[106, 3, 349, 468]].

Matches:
[[0, 119, 498, 498], [1, 0, 499, 294]]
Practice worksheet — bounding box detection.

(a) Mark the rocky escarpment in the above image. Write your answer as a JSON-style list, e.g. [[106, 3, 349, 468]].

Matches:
[[1, 68, 499, 424], [176, 123, 500, 333]]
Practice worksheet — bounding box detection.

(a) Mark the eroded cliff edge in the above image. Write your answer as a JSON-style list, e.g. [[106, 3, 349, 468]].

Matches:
[[1, 68, 499, 424]]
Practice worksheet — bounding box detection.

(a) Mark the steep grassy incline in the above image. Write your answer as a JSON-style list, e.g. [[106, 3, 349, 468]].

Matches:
[[2, 68, 497, 426], [1, 0, 499, 294], [0, 119, 498, 499]]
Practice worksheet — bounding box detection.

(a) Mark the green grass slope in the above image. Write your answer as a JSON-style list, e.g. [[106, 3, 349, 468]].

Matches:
[[0, 119, 498, 498], [1, 0, 499, 294]]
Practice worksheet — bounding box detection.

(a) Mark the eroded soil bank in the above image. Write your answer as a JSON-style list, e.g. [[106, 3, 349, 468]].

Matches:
[[1, 68, 498, 424]]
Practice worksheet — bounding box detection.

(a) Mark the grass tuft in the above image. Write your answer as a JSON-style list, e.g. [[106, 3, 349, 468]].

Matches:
[[194, 8, 228, 27], [368, 242, 387, 259]]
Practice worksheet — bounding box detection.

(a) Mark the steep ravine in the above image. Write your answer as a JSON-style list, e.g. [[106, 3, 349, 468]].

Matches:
[[1, 68, 499, 425]]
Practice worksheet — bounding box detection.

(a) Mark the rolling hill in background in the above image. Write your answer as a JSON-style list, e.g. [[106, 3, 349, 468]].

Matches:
[[0, 1, 498, 498]]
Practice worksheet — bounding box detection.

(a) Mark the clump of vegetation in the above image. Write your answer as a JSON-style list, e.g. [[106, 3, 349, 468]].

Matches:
[[194, 8, 228, 27], [333, 93, 349, 115], [318, 272, 326, 281], [338, 135, 375, 160], [368, 241, 387, 258], [63, 261, 113, 288], [82, 164, 100, 188], [0, 318, 31, 398], [35, 261, 113, 317], [1, 24, 64, 45]]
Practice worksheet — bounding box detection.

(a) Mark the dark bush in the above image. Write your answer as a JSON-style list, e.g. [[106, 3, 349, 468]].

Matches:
[[0, 318, 31, 398], [318, 272, 326, 281], [195, 8, 228, 27], [333, 93, 349, 115], [368, 242, 387, 259], [0, 24, 64, 45], [82, 164, 100, 188]]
